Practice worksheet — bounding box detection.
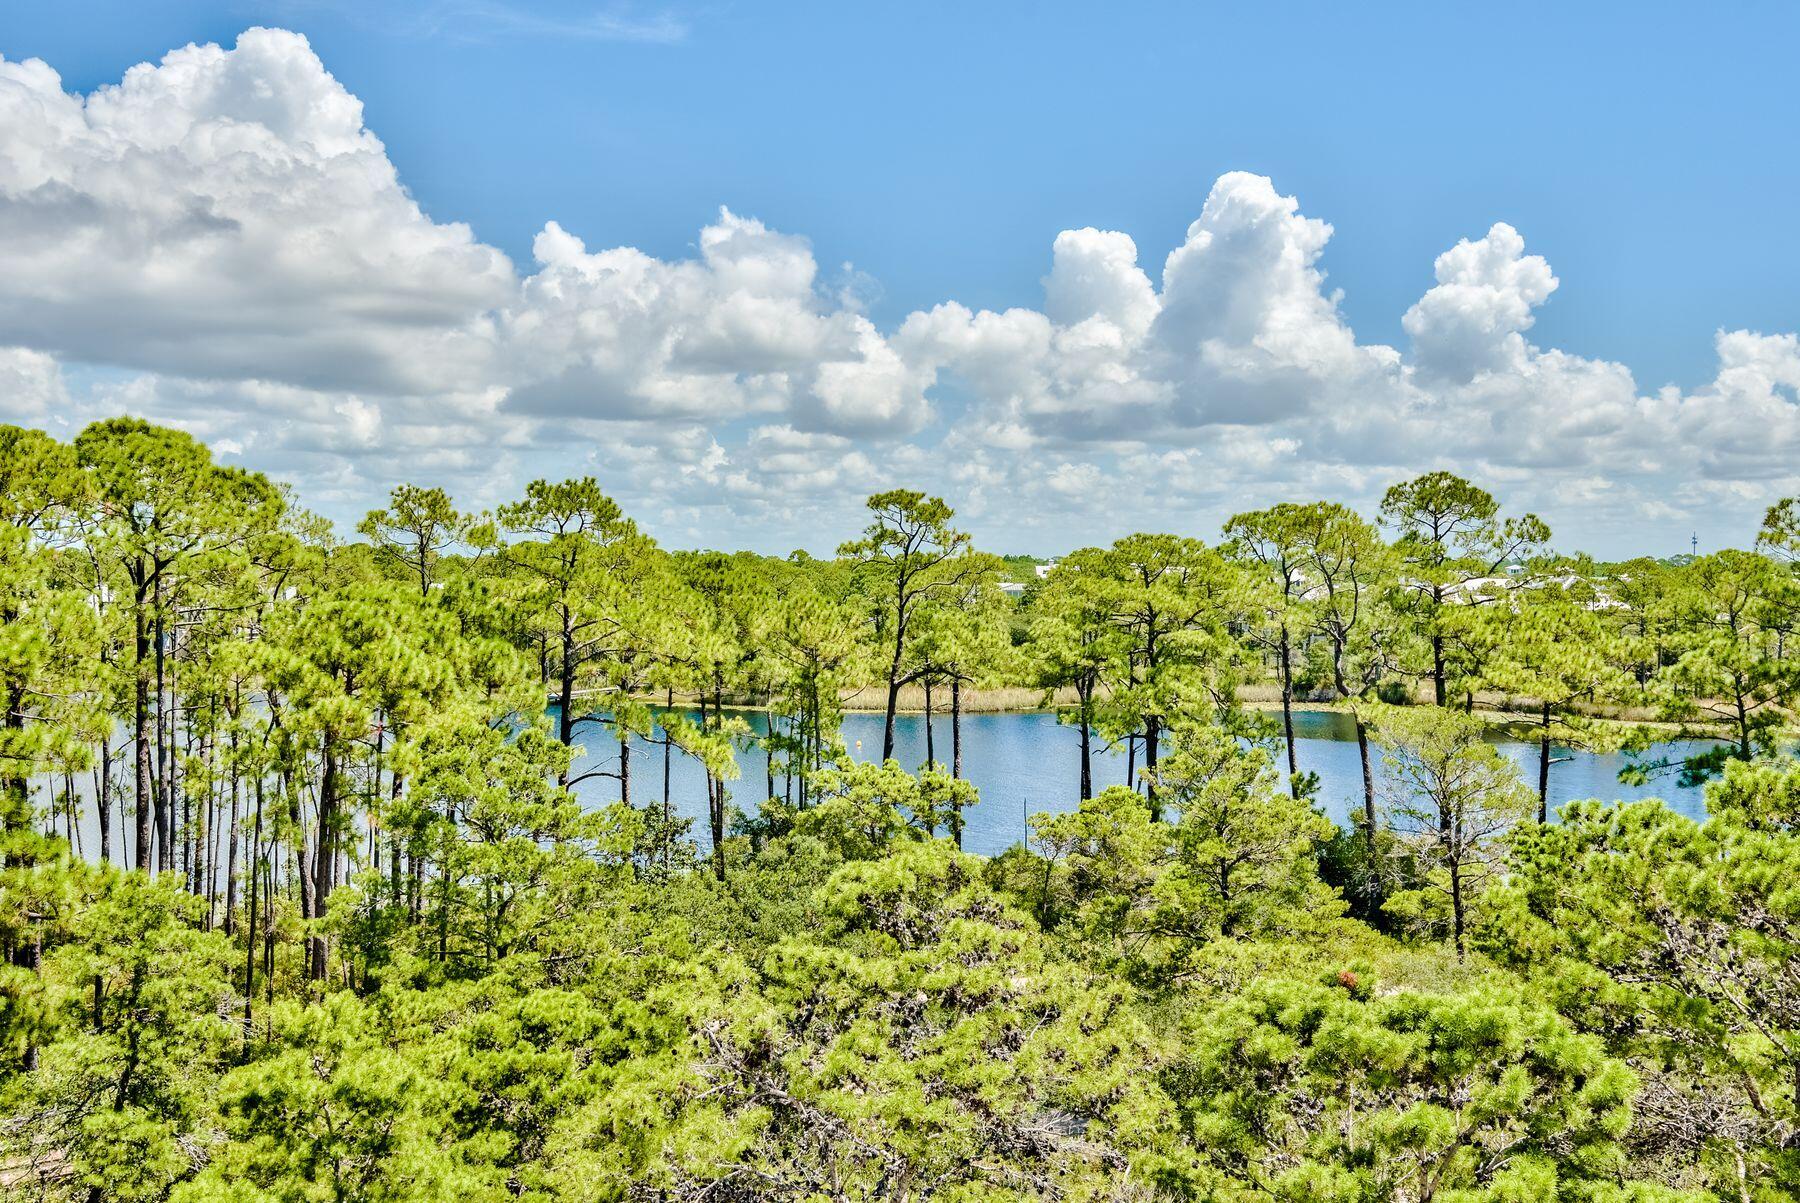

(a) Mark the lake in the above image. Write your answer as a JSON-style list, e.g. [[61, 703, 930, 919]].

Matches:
[[564, 706, 1713, 858]]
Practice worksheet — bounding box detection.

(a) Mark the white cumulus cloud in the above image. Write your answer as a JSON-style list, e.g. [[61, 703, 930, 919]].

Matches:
[[0, 28, 1796, 554]]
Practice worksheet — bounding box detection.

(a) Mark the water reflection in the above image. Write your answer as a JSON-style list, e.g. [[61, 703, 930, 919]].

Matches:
[[565, 706, 1714, 858]]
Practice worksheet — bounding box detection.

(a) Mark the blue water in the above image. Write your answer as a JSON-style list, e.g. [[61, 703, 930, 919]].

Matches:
[[565, 707, 1713, 858]]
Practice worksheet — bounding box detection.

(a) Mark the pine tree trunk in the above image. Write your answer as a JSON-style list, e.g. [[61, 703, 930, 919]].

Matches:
[[244, 772, 263, 1027], [161, 597, 178, 878], [703, 691, 726, 881], [69, 773, 84, 857], [557, 610, 575, 787], [923, 678, 935, 768], [193, 729, 207, 899], [201, 739, 216, 919], [370, 719, 383, 874], [389, 770, 403, 904], [1, 686, 26, 857], [796, 714, 808, 810], [215, 752, 230, 929], [1144, 714, 1161, 821], [1278, 630, 1300, 796], [409, 834, 422, 926], [1354, 716, 1376, 833], [951, 678, 963, 780], [153, 591, 173, 876], [309, 741, 338, 981], [97, 731, 113, 865], [882, 676, 901, 763], [437, 808, 453, 963], [284, 772, 317, 975], [20, 935, 39, 1071], [224, 749, 239, 934], [1432, 631, 1447, 708], [263, 853, 276, 1009], [1537, 700, 1552, 823], [883, 615, 904, 761], [133, 585, 154, 872], [1078, 685, 1093, 804], [708, 774, 726, 881], [1450, 858, 1466, 961]]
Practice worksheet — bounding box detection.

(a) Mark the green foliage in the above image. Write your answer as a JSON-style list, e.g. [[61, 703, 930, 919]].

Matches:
[[6, 418, 1800, 1200], [1162, 977, 1640, 1202], [1489, 763, 1800, 1200], [1057, 533, 1257, 820], [839, 488, 978, 762], [176, 996, 506, 1202], [1622, 549, 1798, 785], [542, 840, 1172, 1199], [1471, 561, 1637, 816], [1369, 703, 1536, 957], [358, 482, 470, 596], [1022, 726, 1339, 987], [1380, 470, 1552, 706], [7, 872, 235, 1201]]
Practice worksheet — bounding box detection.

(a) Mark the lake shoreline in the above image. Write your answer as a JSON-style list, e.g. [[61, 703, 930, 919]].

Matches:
[[552, 704, 1714, 855], [568, 683, 1710, 737]]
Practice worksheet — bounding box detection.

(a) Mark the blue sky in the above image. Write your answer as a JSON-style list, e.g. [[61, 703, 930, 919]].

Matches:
[[1, 3, 1797, 554], [11, 2, 1796, 390]]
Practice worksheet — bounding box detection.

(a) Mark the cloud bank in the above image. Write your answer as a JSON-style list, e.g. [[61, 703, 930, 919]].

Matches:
[[2, 28, 1795, 551]]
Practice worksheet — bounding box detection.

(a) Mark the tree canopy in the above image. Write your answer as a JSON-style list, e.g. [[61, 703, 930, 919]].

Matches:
[[1, 426, 1796, 1201]]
